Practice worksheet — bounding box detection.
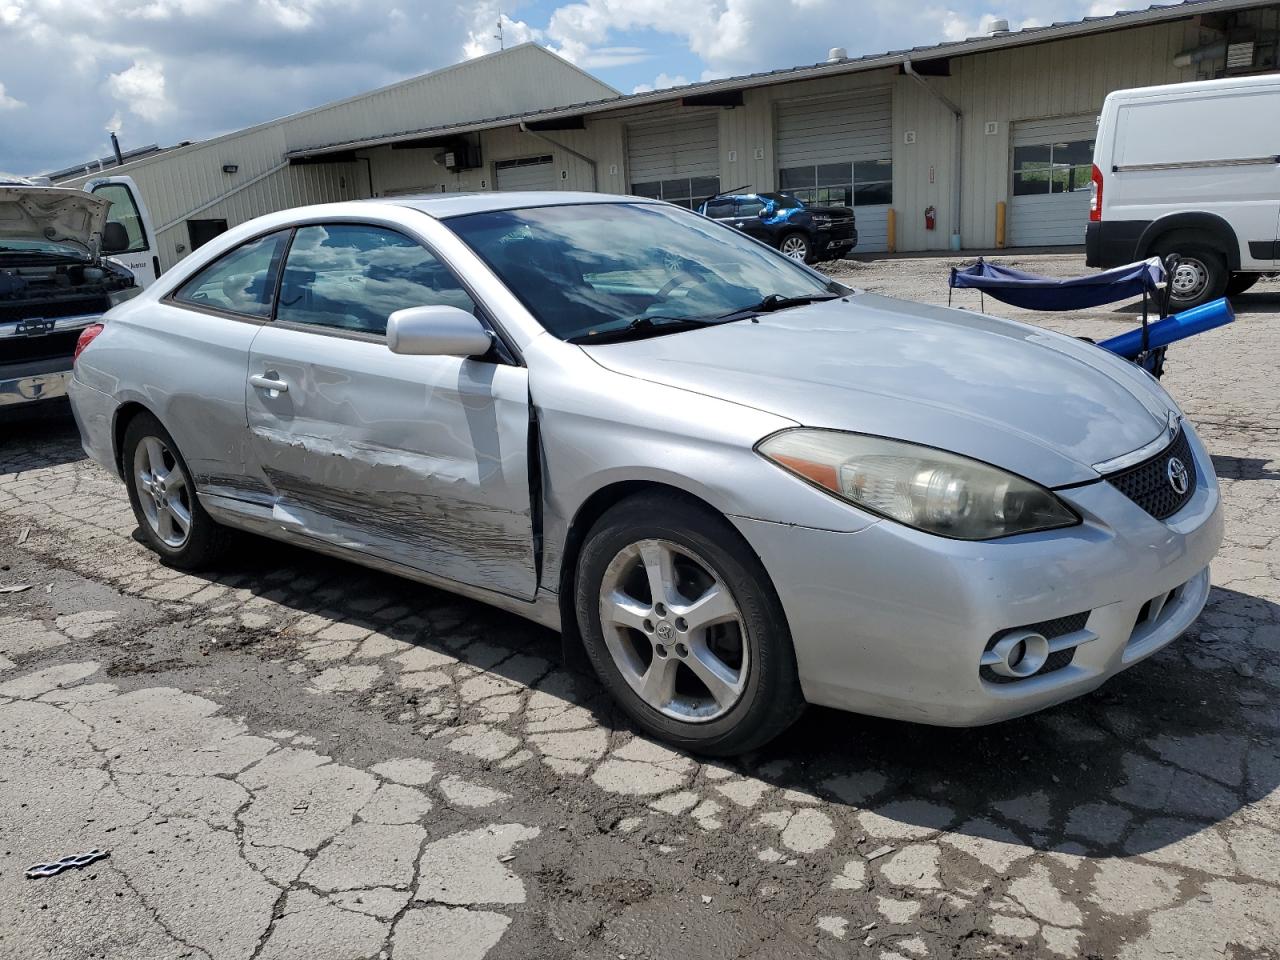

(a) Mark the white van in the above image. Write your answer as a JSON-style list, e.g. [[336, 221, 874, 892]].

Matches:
[[1086, 73, 1279, 308]]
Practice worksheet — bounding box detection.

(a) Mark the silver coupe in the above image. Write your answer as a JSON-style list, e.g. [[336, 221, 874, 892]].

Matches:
[[69, 193, 1223, 754]]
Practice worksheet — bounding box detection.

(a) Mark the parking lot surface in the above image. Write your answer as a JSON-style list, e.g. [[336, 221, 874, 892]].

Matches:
[[2, 255, 1278, 960]]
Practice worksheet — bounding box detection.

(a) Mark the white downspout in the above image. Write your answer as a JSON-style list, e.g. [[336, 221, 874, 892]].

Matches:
[[519, 121, 598, 192], [903, 58, 963, 251]]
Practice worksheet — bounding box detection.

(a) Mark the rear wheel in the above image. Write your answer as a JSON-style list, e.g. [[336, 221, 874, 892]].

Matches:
[[575, 493, 804, 755], [122, 412, 233, 569], [778, 232, 813, 264], [1225, 272, 1261, 298], [1156, 239, 1228, 309]]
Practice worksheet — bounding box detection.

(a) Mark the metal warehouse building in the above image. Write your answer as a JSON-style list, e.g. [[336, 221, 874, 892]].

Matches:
[[60, 0, 1280, 264]]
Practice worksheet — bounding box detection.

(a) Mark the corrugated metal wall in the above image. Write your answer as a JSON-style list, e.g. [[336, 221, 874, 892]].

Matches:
[[63, 44, 616, 272]]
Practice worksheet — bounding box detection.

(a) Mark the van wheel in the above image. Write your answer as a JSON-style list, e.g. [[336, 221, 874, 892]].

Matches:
[[122, 412, 234, 569], [1225, 273, 1260, 298], [574, 493, 804, 756], [1157, 241, 1228, 309], [778, 233, 813, 263]]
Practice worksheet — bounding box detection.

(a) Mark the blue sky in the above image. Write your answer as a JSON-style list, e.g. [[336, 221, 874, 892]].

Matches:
[[0, 0, 1119, 175]]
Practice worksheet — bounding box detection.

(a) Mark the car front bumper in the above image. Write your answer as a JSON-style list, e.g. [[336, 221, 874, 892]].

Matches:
[[0, 359, 72, 408], [730, 421, 1223, 726]]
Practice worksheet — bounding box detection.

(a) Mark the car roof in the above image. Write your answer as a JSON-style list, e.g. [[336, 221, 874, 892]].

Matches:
[[386, 191, 660, 219]]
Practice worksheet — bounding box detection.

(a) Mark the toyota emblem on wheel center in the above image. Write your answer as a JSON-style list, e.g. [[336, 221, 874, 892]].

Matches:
[[1167, 456, 1190, 495]]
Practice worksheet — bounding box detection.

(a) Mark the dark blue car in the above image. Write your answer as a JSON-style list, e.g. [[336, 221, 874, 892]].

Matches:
[[696, 192, 856, 264]]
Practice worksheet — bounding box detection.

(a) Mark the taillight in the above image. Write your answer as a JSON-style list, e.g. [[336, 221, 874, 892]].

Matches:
[[1089, 163, 1103, 222], [74, 323, 105, 364]]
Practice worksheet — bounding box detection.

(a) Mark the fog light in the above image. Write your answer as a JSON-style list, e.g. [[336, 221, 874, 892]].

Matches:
[[989, 630, 1049, 678]]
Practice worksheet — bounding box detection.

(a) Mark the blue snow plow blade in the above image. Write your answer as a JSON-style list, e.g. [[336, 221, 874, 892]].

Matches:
[[949, 256, 1164, 311]]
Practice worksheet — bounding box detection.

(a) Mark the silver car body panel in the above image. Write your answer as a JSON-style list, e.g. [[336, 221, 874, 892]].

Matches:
[[69, 194, 1223, 726]]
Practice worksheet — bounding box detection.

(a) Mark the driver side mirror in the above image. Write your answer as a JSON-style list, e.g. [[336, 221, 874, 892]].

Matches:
[[386, 305, 493, 358], [101, 222, 130, 254]]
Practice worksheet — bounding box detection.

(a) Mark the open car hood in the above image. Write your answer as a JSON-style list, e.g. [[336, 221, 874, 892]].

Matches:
[[0, 186, 110, 250]]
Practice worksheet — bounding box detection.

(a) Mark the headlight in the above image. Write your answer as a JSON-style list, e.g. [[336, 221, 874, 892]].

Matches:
[[757, 429, 1078, 540], [108, 284, 141, 307]]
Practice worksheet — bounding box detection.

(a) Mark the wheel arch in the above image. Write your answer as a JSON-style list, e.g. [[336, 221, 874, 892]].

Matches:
[[555, 479, 776, 668], [1137, 212, 1241, 270], [111, 399, 159, 475]]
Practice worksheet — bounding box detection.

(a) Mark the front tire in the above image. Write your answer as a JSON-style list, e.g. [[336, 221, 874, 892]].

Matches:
[[575, 493, 804, 755], [1225, 272, 1260, 298], [778, 232, 813, 264], [122, 412, 233, 569]]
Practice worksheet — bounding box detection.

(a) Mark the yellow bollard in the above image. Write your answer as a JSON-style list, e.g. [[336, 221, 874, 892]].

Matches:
[[886, 208, 897, 253], [995, 201, 1007, 249]]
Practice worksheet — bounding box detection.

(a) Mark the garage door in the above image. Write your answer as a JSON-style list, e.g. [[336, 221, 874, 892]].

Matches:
[[495, 155, 557, 191], [1008, 116, 1096, 247], [627, 113, 720, 208], [775, 87, 892, 253]]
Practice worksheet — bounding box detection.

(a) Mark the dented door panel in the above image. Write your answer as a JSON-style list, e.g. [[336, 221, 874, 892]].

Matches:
[[245, 324, 536, 600]]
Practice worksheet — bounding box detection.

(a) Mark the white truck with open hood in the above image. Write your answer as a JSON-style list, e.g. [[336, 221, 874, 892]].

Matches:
[[1, 175, 156, 410]]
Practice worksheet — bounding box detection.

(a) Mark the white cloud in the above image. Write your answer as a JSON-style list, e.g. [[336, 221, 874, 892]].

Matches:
[[0, 82, 23, 110], [107, 60, 171, 122], [631, 71, 688, 93]]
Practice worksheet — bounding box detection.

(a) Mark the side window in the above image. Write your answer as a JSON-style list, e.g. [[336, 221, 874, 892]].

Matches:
[[703, 198, 735, 219], [275, 224, 476, 336], [173, 230, 290, 318], [92, 183, 148, 253], [736, 198, 765, 217]]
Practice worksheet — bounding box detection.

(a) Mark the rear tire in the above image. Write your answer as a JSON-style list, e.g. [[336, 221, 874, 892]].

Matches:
[[778, 232, 813, 264], [122, 412, 234, 570], [1155, 239, 1228, 309], [574, 492, 804, 756], [1225, 272, 1260, 298]]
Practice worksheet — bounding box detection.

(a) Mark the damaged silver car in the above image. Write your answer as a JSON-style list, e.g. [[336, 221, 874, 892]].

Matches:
[[69, 193, 1222, 755], [1, 178, 140, 409]]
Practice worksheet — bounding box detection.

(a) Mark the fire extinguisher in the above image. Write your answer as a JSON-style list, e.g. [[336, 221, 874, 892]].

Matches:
[[924, 205, 937, 231]]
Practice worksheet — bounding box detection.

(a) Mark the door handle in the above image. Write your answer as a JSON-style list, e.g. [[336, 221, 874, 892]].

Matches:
[[249, 373, 289, 394]]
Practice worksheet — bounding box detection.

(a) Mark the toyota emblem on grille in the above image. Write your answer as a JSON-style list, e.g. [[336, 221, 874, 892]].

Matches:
[[1166, 456, 1189, 495]]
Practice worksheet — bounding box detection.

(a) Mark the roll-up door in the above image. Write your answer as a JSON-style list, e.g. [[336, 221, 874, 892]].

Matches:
[[775, 87, 892, 252], [1008, 115, 1096, 247], [627, 113, 720, 208], [495, 155, 557, 192]]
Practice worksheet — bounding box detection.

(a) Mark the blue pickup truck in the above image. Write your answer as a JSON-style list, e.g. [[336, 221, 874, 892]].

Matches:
[[696, 191, 856, 264]]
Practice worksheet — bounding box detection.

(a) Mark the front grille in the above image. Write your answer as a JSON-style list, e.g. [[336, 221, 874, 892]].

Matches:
[[0, 329, 82, 366], [981, 611, 1089, 684], [1105, 428, 1196, 521], [0, 294, 109, 324]]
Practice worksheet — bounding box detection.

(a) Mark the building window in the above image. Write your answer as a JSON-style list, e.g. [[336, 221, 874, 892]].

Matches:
[[1011, 139, 1094, 196], [630, 176, 721, 209], [778, 161, 892, 207]]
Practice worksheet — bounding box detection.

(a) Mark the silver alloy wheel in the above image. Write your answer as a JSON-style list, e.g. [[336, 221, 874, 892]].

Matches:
[[132, 435, 193, 548], [598, 538, 749, 722], [780, 236, 808, 261], [1170, 257, 1209, 301]]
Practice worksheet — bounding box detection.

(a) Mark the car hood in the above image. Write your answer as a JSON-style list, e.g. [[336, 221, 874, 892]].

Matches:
[[580, 293, 1176, 487], [0, 186, 110, 251]]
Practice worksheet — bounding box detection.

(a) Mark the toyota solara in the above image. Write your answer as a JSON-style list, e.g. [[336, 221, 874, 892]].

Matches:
[[68, 193, 1223, 755]]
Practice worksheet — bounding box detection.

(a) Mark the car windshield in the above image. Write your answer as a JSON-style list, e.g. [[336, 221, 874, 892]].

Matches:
[[759, 192, 804, 210], [446, 202, 840, 342]]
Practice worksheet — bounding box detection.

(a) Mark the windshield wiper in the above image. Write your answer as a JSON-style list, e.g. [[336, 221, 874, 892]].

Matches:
[[712, 292, 842, 323], [568, 315, 720, 345]]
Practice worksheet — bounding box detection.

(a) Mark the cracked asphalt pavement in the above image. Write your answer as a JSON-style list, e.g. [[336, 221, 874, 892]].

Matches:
[[2, 255, 1279, 960]]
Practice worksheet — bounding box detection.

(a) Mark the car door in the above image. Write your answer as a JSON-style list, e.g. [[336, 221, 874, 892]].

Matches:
[[244, 221, 537, 600], [733, 198, 770, 242], [86, 177, 160, 286]]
